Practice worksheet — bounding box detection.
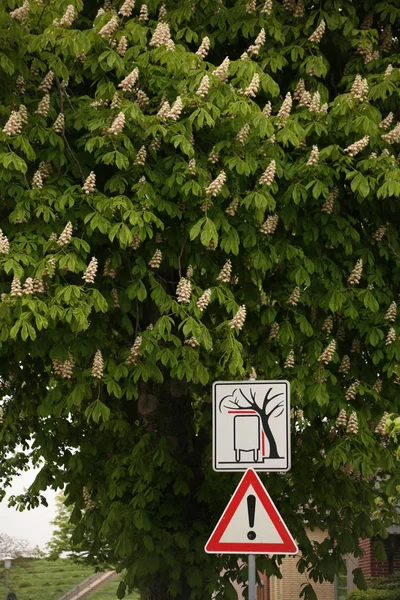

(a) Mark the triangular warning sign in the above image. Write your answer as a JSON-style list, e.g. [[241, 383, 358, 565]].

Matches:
[[205, 469, 298, 554]]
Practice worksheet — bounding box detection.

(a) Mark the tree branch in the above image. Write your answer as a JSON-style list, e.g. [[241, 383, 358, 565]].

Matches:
[[240, 389, 256, 408], [177, 231, 188, 279], [54, 75, 85, 185], [266, 401, 284, 420]]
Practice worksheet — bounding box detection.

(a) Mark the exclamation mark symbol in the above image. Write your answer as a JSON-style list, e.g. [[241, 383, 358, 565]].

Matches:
[[247, 494, 256, 540]]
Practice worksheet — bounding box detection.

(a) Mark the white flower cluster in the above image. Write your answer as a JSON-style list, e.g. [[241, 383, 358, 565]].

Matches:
[[92, 350, 104, 378], [287, 286, 300, 306], [336, 409, 347, 427], [99, 16, 119, 39], [277, 92, 292, 122], [308, 20, 326, 43], [270, 322, 279, 338], [53, 354, 75, 379], [344, 136, 369, 157], [176, 278, 192, 303], [382, 123, 400, 145], [247, 29, 266, 56], [126, 335, 142, 365], [260, 213, 279, 234], [36, 93, 50, 117], [168, 96, 183, 121], [109, 111, 125, 134], [384, 64, 393, 79], [0, 230, 9, 254], [83, 172, 96, 194], [217, 260, 232, 283], [385, 301, 397, 322], [259, 160, 276, 186], [321, 186, 339, 214], [345, 380, 360, 401], [373, 225, 386, 242], [226, 199, 238, 216], [306, 145, 319, 166], [375, 413, 389, 436], [119, 0, 135, 17], [150, 22, 174, 49], [38, 71, 54, 93], [230, 305, 246, 330], [57, 5, 76, 27], [350, 74, 368, 101], [11, 277, 23, 297], [57, 222, 73, 247], [53, 113, 65, 133], [197, 289, 211, 312], [263, 102, 272, 117], [16, 75, 25, 93], [10, 0, 30, 25], [188, 158, 196, 174], [261, 0, 272, 14], [196, 75, 210, 98], [346, 411, 358, 434], [236, 124, 250, 145], [294, 0, 304, 17], [208, 147, 219, 163], [386, 327, 396, 346], [119, 68, 139, 92], [338, 355, 350, 374], [117, 36, 128, 56], [139, 4, 148, 21], [206, 170, 226, 196], [149, 249, 162, 269], [82, 257, 98, 283], [243, 73, 260, 98], [196, 36, 210, 59], [284, 350, 295, 369], [348, 258, 363, 285], [379, 112, 394, 131], [214, 57, 230, 82], [104, 259, 117, 279], [357, 43, 379, 65], [2, 112, 23, 136], [318, 339, 336, 365], [134, 146, 147, 166], [31, 170, 43, 189]]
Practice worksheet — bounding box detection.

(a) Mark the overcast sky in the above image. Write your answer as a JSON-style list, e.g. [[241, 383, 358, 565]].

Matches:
[[0, 468, 58, 551]]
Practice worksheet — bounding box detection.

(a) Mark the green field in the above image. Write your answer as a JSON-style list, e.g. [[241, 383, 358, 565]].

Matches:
[[0, 558, 135, 599]]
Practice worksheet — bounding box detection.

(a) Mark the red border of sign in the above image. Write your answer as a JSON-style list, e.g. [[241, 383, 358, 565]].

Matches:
[[205, 469, 298, 554]]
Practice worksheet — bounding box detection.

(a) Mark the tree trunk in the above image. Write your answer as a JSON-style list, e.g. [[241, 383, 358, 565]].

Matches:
[[260, 414, 282, 459]]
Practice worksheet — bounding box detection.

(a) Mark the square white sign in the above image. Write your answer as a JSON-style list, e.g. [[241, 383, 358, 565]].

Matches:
[[212, 380, 291, 472]]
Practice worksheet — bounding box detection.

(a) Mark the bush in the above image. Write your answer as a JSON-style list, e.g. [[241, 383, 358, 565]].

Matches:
[[347, 588, 400, 600]]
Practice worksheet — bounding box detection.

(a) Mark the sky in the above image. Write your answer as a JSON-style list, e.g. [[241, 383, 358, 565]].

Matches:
[[0, 468, 58, 551]]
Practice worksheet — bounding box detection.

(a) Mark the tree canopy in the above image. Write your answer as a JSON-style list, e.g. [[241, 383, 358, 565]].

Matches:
[[0, 0, 400, 598]]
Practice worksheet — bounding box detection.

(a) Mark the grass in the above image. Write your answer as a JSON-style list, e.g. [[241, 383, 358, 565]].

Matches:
[[0, 558, 134, 600], [89, 577, 138, 599]]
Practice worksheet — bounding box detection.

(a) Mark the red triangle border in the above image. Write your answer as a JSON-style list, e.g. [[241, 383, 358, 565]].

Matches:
[[205, 469, 298, 554]]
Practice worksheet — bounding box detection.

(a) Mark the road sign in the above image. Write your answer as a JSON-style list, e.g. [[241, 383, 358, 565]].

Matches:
[[213, 380, 290, 472], [205, 469, 298, 555]]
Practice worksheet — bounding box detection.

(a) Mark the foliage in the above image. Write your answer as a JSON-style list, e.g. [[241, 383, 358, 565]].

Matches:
[[0, 558, 96, 600], [346, 591, 399, 600], [0, 0, 399, 599], [46, 493, 93, 561], [0, 533, 40, 559], [347, 573, 400, 600]]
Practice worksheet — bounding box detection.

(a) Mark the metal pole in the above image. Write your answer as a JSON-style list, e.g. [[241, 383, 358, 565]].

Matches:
[[248, 554, 256, 600], [5, 568, 8, 600]]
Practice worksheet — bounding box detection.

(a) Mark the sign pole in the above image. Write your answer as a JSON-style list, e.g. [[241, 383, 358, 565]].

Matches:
[[248, 554, 256, 600]]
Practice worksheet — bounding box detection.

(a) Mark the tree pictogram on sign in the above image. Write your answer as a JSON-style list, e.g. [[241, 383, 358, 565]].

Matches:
[[213, 381, 290, 472], [205, 469, 298, 555]]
